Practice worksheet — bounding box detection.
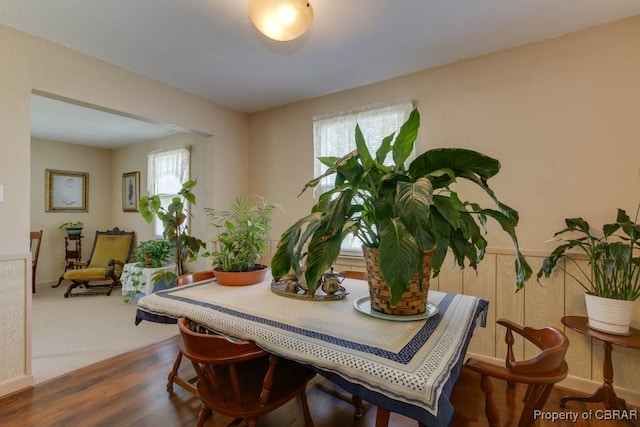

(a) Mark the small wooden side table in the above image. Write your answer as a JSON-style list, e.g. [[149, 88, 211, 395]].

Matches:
[[52, 235, 83, 288], [560, 315, 640, 415]]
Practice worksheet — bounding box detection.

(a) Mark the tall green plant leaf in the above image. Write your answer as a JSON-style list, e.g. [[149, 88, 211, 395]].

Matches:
[[355, 125, 374, 170], [409, 148, 500, 182], [392, 109, 420, 168], [395, 178, 433, 250], [378, 218, 420, 307]]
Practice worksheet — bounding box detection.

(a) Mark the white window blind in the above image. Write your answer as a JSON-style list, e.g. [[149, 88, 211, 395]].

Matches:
[[312, 101, 414, 252], [147, 147, 190, 237]]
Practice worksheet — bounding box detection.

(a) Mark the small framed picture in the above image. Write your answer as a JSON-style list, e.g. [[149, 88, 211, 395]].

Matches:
[[122, 171, 140, 212], [46, 169, 88, 212]]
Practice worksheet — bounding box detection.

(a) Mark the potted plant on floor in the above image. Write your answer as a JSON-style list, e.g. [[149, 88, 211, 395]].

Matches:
[[204, 196, 280, 286], [59, 221, 84, 236], [139, 180, 206, 284], [537, 206, 640, 335], [271, 108, 532, 315]]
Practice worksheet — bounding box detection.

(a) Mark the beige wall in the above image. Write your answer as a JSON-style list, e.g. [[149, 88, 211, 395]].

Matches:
[[248, 16, 640, 400], [30, 138, 113, 284], [0, 24, 248, 395], [250, 16, 640, 251]]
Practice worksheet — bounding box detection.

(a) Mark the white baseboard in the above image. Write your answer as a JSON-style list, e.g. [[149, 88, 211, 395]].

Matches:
[[464, 352, 640, 408], [0, 375, 33, 397]]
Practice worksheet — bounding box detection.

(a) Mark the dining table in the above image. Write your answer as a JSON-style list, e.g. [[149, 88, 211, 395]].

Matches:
[[135, 271, 488, 427]]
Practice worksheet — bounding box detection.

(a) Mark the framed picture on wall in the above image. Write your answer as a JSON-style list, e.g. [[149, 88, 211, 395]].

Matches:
[[122, 171, 140, 212], [46, 169, 88, 212]]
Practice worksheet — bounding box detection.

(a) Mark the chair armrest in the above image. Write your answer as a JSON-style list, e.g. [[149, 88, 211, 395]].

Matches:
[[108, 259, 125, 267], [106, 259, 126, 279], [465, 358, 567, 384], [497, 318, 526, 336], [496, 318, 569, 375]]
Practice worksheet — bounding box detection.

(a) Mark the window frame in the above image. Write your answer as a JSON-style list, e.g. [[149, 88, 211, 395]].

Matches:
[[312, 101, 414, 254], [146, 147, 191, 238]]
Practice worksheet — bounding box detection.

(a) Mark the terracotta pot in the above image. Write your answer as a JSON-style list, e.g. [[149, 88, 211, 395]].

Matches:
[[584, 293, 634, 336], [214, 264, 269, 286], [142, 254, 153, 267]]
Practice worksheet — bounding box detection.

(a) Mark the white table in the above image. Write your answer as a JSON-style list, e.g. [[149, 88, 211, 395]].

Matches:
[[135, 272, 488, 426], [121, 263, 176, 296]]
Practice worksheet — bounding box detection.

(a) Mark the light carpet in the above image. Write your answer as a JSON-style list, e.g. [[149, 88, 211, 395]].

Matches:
[[32, 283, 178, 384]]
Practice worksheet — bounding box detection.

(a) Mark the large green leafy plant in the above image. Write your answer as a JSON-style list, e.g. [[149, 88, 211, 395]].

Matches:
[[204, 196, 280, 272], [139, 180, 206, 278], [537, 206, 640, 301], [134, 239, 174, 268], [271, 108, 532, 305]]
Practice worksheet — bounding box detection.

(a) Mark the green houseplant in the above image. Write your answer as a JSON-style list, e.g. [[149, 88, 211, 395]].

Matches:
[[59, 221, 84, 236], [139, 180, 206, 282], [204, 196, 280, 285], [271, 108, 532, 310], [134, 239, 174, 268], [537, 206, 640, 334]]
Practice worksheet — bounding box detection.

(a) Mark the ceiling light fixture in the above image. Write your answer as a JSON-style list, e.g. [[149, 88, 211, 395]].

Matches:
[[248, 0, 313, 42]]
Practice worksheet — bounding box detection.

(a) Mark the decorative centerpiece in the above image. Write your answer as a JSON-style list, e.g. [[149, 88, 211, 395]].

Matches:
[[538, 205, 640, 335], [271, 108, 532, 315], [204, 196, 279, 286], [271, 267, 349, 301]]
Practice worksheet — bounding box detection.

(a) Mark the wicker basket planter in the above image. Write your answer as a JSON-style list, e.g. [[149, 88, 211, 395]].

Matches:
[[363, 247, 433, 316]]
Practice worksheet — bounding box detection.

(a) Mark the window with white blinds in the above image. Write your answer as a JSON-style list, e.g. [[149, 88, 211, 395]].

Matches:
[[147, 147, 190, 237], [312, 101, 414, 252]]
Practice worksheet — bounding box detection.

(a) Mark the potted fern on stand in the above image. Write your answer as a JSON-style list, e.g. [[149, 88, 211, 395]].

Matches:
[[271, 108, 532, 315], [537, 206, 640, 335]]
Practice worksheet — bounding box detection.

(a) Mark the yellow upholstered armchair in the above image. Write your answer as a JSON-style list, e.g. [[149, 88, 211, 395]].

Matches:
[[63, 227, 135, 297]]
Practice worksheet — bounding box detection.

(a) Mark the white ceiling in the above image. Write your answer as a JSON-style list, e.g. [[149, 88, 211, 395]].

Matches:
[[3, 0, 640, 146]]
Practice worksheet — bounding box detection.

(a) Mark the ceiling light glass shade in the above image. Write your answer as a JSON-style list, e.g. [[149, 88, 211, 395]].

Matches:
[[248, 0, 313, 41]]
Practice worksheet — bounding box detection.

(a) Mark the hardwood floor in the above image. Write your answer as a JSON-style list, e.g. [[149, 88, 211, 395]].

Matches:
[[0, 336, 636, 426]]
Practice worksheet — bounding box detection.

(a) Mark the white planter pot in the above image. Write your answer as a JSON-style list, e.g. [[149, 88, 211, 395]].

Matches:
[[584, 293, 634, 336]]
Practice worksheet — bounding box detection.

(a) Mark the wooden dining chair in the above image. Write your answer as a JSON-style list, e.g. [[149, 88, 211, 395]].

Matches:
[[30, 230, 43, 293], [166, 270, 216, 396], [340, 270, 367, 280], [464, 319, 569, 427], [178, 317, 316, 427]]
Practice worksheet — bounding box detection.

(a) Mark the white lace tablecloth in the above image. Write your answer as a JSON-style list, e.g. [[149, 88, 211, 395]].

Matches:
[[135, 271, 487, 426]]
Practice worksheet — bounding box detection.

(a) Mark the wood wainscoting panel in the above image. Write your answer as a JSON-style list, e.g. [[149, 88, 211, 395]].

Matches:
[[524, 256, 565, 360], [464, 254, 496, 357], [495, 254, 525, 360], [564, 259, 593, 380], [436, 263, 462, 294]]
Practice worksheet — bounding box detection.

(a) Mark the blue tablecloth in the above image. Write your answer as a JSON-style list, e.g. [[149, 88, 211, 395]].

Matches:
[[136, 273, 488, 426]]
